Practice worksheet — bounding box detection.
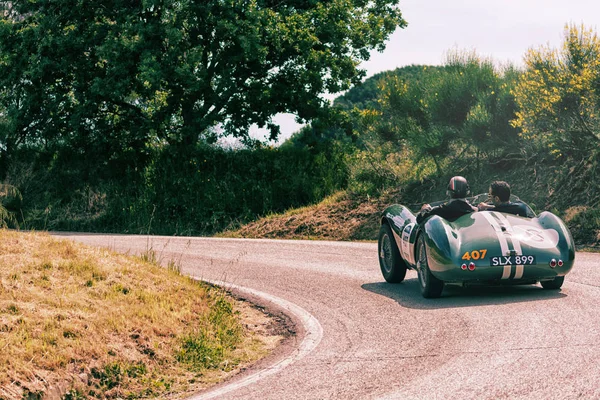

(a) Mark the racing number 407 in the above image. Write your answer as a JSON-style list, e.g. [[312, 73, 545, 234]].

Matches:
[[462, 249, 487, 261]]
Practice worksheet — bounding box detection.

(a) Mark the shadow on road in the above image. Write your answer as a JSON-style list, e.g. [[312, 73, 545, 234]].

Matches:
[[362, 278, 567, 310]]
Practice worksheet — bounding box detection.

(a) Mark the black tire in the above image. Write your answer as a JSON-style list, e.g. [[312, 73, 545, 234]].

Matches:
[[416, 235, 444, 298], [378, 224, 407, 283], [540, 276, 565, 290]]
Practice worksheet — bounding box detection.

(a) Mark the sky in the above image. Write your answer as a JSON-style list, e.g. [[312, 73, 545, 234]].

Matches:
[[246, 0, 600, 145]]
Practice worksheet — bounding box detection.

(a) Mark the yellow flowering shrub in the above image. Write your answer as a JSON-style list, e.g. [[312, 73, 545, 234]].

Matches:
[[512, 24, 600, 157]]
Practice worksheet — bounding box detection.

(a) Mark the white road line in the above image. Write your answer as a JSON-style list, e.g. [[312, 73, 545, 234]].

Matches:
[[482, 212, 511, 279], [187, 279, 323, 400], [494, 213, 525, 279]]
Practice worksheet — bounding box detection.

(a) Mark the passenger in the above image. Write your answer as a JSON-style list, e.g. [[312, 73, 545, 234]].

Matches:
[[477, 181, 534, 218], [416, 176, 477, 224]]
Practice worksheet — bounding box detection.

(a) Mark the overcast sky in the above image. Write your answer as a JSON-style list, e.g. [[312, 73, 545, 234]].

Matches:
[[248, 0, 600, 144]]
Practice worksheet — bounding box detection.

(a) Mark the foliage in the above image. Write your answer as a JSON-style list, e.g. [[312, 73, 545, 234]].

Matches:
[[563, 206, 600, 244], [346, 51, 521, 194], [0, 0, 406, 175], [17, 142, 348, 234], [347, 142, 435, 195], [281, 107, 356, 149], [333, 65, 440, 111], [125, 143, 348, 234], [0, 182, 21, 227], [511, 23, 600, 213], [512, 23, 600, 159]]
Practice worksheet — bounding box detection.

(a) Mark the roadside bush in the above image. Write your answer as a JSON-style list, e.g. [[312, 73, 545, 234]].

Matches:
[[563, 206, 600, 245], [15, 141, 348, 235], [130, 143, 347, 234], [347, 143, 436, 196]]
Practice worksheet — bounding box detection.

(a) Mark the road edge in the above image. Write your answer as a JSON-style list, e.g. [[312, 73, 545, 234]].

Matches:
[[187, 279, 323, 400]]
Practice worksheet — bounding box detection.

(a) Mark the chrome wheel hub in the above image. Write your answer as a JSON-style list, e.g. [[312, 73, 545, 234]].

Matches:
[[380, 234, 393, 274], [417, 242, 427, 288]]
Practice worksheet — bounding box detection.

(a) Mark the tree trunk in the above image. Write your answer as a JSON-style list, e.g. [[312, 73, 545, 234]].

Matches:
[[431, 155, 442, 176], [180, 101, 197, 148]]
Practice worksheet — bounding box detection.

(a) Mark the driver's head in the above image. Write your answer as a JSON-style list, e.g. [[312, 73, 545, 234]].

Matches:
[[447, 176, 470, 199], [489, 181, 510, 203]]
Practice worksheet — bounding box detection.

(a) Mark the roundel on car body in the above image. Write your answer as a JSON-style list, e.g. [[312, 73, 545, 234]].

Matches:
[[511, 225, 559, 249]]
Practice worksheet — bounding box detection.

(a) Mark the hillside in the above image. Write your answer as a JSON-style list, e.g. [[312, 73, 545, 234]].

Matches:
[[221, 191, 388, 241], [223, 164, 600, 248]]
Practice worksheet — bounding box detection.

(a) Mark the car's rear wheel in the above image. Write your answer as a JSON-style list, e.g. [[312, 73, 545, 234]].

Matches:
[[378, 224, 407, 283], [416, 235, 444, 298], [540, 276, 564, 290]]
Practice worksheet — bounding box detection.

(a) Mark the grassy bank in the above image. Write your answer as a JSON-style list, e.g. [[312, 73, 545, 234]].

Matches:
[[220, 191, 388, 241], [0, 230, 283, 399]]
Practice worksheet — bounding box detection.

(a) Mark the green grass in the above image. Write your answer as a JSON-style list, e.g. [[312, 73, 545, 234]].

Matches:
[[0, 230, 280, 399]]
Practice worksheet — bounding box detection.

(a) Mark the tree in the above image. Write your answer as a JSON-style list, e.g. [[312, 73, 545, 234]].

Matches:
[[0, 0, 407, 162], [368, 51, 516, 175], [512, 23, 600, 159], [0, 182, 21, 227]]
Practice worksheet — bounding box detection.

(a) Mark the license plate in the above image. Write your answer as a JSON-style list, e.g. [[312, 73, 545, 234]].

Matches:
[[490, 255, 536, 266]]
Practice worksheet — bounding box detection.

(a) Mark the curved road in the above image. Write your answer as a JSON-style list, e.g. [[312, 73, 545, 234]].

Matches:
[[57, 234, 600, 399]]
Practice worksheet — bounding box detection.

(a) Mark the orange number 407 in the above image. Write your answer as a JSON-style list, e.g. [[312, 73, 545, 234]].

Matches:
[[461, 249, 487, 260]]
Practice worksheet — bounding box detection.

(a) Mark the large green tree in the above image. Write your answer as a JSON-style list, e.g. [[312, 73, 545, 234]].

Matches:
[[0, 0, 406, 163], [511, 24, 600, 207], [368, 53, 517, 173]]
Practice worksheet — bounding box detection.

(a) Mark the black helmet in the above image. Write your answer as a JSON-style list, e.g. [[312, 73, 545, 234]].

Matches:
[[447, 176, 470, 198]]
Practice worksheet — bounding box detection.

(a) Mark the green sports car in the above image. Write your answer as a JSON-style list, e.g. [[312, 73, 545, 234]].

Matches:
[[378, 194, 575, 298]]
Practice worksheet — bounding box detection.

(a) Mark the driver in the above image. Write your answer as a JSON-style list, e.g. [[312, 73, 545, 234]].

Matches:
[[477, 181, 534, 217], [416, 176, 477, 224]]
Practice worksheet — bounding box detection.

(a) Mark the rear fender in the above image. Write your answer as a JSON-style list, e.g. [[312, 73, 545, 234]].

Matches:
[[536, 211, 576, 266]]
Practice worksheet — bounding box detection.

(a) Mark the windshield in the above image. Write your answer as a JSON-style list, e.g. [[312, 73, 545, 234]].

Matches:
[[469, 193, 536, 217], [418, 193, 536, 218]]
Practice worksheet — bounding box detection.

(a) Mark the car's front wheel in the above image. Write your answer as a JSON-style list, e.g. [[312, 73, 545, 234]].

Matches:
[[416, 235, 444, 298], [378, 224, 407, 283], [540, 276, 564, 290]]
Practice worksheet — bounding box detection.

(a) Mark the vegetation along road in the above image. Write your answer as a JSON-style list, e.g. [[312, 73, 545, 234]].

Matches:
[[58, 234, 600, 399]]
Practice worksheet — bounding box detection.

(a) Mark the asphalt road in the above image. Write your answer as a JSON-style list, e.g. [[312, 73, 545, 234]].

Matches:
[[56, 234, 600, 400]]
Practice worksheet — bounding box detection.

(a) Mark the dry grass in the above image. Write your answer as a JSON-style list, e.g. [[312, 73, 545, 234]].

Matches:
[[0, 230, 283, 399], [221, 191, 391, 241]]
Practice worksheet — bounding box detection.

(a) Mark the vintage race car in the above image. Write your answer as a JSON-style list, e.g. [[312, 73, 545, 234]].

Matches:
[[378, 194, 575, 298]]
